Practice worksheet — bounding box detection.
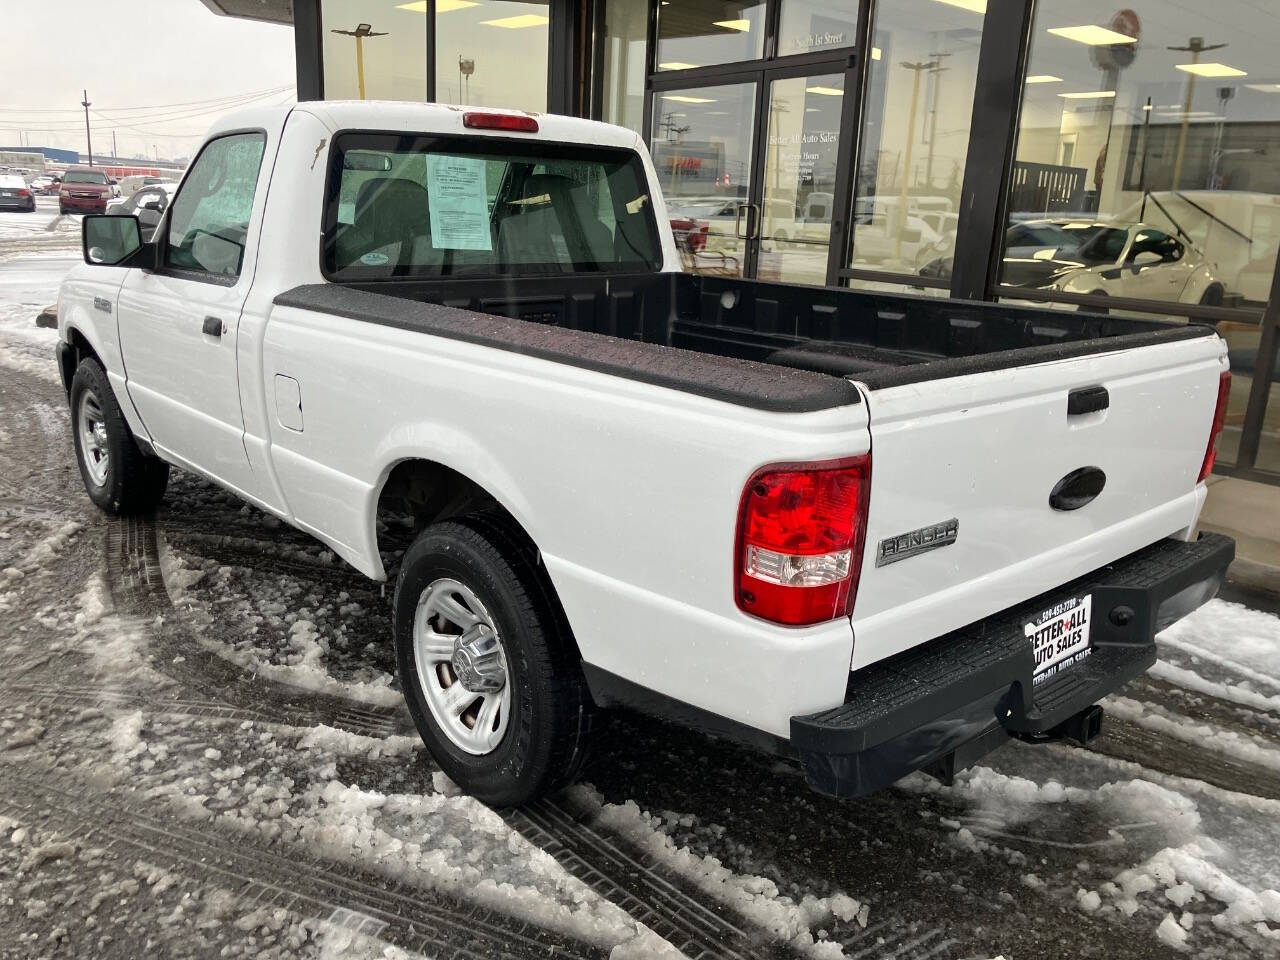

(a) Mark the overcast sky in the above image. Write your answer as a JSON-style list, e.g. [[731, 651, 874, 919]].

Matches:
[[0, 0, 295, 161]]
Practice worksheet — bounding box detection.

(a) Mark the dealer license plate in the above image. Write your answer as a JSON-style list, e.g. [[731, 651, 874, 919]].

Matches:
[[0, 190, 12, 197], [1024, 594, 1092, 686]]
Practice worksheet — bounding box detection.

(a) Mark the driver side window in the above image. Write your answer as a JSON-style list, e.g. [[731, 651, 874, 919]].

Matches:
[[165, 132, 266, 279]]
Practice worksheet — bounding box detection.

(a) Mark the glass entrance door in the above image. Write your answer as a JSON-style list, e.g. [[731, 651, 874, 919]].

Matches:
[[651, 81, 758, 277], [757, 71, 847, 285], [650, 68, 849, 283]]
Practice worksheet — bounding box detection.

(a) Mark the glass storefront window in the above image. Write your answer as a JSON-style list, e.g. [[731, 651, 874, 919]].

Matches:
[[778, 0, 859, 58], [599, 0, 648, 135], [1258, 362, 1280, 474], [436, 0, 549, 111], [1001, 1, 1280, 314], [656, 1, 766, 72], [847, 0, 985, 285], [757, 73, 846, 286], [651, 82, 757, 276], [322, 0, 428, 101]]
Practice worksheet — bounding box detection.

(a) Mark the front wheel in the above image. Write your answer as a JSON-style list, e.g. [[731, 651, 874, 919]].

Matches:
[[393, 515, 595, 806], [69, 358, 168, 514]]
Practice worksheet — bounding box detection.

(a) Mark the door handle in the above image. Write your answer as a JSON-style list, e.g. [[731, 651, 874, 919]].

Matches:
[[735, 203, 760, 240], [202, 316, 224, 337], [1067, 385, 1109, 416]]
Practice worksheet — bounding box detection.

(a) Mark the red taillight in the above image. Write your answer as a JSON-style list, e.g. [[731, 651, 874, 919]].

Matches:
[[735, 456, 871, 627], [16, 189, 29, 198], [463, 111, 539, 133], [1198, 370, 1232, 483]]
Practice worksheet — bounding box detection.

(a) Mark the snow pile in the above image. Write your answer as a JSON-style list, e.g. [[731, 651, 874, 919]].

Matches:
[[1157, 599, 1280, 700], [576, 785, 869, 957], [296, 725, 419, 761]]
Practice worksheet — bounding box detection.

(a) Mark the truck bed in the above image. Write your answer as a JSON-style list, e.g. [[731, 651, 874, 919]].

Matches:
[[294, 271, 1215, 399]]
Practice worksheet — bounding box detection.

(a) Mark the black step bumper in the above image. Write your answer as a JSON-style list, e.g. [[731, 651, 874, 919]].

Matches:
[[791, 533, 1234, 798]]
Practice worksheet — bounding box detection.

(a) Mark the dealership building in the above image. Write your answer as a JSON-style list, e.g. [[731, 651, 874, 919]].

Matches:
[[202, 0, 1279, 482]]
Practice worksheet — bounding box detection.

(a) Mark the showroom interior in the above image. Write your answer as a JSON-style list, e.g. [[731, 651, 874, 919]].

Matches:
[[203, 0, 1280, 484]]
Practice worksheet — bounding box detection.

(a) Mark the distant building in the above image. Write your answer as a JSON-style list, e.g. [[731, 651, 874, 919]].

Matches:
[[0, 146, 79, 167]]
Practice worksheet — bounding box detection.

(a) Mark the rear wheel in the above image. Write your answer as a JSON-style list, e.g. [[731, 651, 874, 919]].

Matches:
[[69, 358, 168, 515], [393, 515, 594, 806]]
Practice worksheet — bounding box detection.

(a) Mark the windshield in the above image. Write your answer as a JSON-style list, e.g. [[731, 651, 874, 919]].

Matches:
[[323, 133, 663, 280], [1072, 227, 1130, 266], [64, 170, 108, 185]]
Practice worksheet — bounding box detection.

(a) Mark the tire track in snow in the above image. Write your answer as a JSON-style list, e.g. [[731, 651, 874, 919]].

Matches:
[[0, 765, 608, 960], [102, 512, 406, 739]]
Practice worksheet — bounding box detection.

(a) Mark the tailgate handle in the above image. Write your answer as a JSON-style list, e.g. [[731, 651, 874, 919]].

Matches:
[[1067, 385, 1109, 417]]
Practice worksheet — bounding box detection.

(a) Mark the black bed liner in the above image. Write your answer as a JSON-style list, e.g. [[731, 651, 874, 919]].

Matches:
[[276, 271, 1216, 411], [274, 283, 862, 413]]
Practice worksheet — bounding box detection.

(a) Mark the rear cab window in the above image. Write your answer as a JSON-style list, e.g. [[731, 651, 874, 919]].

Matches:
[[321, 132, 662, 280]]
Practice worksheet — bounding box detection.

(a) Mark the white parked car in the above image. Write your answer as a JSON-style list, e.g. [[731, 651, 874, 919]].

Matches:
[[55, 102, 1234, 806], [1040, 220, 1225, 307]]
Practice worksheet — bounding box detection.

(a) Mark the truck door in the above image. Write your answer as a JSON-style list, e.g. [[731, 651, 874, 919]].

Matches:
[[117, 132, 269, 505]]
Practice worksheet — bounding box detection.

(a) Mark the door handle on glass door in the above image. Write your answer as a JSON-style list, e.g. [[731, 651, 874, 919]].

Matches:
[[202, 316, 223, 337]]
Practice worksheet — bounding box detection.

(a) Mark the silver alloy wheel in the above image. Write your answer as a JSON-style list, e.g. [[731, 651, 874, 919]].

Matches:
[[77, 388, 110, 487], [414, 578, 510, 756]]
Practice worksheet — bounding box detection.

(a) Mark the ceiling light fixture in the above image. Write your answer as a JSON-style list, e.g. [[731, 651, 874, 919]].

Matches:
[[1246, 83, 1280, 93], [481, 13, 550, 28], [662, 95, 716, 104], [396, 0, 478, 10], [1047, 25, 1138, 46], [933, 0, 987, 12], [1025, 75, 1063, 84], [1175, 62, 1247, 78], [1058, 90, 1117, 99], [712, 19, 752, 32], [659, 62, 701, 70], [805, 86, 844, 96]]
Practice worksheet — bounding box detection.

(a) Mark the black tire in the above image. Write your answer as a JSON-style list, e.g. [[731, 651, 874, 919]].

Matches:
[[69, 358, 168, 514], [393, 514, 595, 806], [1199, 284, 1225, 308]]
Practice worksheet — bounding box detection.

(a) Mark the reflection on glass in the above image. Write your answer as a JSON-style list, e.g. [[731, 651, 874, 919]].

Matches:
[[1001, 1, 1280, 314], [1216, 319, 1277, 470], [322, 0, 428, 101], [599, 0, 647, 135], [778, 0, 858, 58], [656, 1, 766, 71], [1258, 364, 1280, 474], [651, 83, 757, 276], [436, 0, 549, 111], [848, 0, 985, 283], [757, 74, 845, 286]]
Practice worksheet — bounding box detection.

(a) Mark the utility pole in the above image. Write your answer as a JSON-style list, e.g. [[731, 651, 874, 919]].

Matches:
[[81, 89, 94, 166], [111, 130, 117, 159], [1168, 37, 1226, 189], [330, 23, 387, 99]]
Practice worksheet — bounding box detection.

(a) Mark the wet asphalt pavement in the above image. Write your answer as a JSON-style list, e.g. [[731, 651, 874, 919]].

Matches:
[[1, 235, 1279, 959]]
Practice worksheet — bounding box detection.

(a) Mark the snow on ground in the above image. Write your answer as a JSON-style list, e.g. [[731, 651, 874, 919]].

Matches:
[[1158, 599, 1280, 701], [0, 212, 72, 380]]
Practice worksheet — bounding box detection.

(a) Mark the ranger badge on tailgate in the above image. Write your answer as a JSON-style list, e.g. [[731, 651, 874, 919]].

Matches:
[[876, 518, 959, 567]]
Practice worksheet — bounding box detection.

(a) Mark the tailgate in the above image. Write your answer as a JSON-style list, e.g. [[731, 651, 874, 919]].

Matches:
[[849, 330, 1227, 670]]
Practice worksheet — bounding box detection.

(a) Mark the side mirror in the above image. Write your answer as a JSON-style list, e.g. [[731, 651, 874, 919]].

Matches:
[[1132, 250, 1162, 268], [83, 215, 144, 266], [142, 199, 163, 211]]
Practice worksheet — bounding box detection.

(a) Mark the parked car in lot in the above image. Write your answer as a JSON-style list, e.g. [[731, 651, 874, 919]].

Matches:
[[116, 174, 173, 199], [56, 102, 1234, 806], [0, 174, 36, 212], [1038, 220, 1225, 307], [58, 166, 113, 215], [105, 182, 176, 240]]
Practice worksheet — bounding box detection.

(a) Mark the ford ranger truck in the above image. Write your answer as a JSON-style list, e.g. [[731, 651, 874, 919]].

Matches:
[[56, 102, 1234, 805]]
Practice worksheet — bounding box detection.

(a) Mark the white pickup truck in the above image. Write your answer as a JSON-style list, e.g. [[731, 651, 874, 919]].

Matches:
[[57, 102, 1234, 805]]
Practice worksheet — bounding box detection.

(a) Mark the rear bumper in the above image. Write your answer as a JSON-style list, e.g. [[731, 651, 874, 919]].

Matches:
[[791, 532, 1234, 798]]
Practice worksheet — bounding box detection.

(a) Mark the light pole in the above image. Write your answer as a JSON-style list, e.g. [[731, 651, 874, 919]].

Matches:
[[459, 57, 474, 103], [895, 60, 938, 262], [331, 23, 388, 100], [1168, 37, 1226, 189], [81, 89, 93, 166]]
